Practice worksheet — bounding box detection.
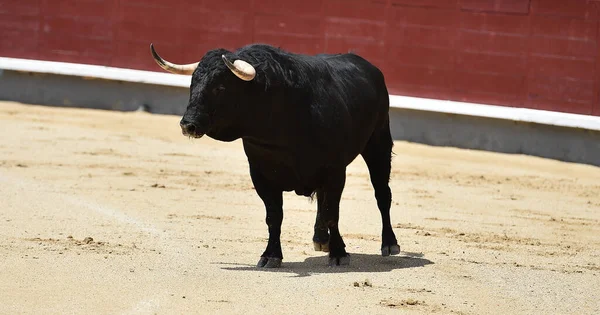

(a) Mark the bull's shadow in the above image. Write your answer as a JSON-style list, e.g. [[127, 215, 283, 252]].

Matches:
[[219, 251, 433, 277]]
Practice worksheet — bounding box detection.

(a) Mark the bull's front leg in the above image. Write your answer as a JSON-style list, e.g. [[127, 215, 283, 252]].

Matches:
[[249, 165, 284, 268], [321, 167, 350, 266]]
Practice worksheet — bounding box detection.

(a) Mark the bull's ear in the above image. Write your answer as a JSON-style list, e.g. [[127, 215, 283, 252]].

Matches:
[[222, 55, 256, 81]]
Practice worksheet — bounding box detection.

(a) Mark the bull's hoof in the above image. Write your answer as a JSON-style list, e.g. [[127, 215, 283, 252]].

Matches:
[[257, 257, 282, 268], [313, 241, 330, 252], [381, 244, 401, 256], [328, 254, 350, 267]]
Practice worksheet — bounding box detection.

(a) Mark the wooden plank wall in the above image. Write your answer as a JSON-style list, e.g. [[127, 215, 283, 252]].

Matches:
[[1, 0, 599, 116]]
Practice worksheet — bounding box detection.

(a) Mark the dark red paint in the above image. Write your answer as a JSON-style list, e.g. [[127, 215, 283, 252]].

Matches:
[[1, 0, 599, 116]]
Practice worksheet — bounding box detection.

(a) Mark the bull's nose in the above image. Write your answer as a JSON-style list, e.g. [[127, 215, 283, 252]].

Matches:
[[180, 121, 197, 135]]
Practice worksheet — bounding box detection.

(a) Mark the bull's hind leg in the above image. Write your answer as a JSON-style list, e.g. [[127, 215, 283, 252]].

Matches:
[[312, 193, 330, 252], [361, 124, 400, 256], [320, 168, 350, 266]]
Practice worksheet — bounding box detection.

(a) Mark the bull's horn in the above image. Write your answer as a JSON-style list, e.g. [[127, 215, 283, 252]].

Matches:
[[150, 43, 198, 75], [221, 55, 256, 81]]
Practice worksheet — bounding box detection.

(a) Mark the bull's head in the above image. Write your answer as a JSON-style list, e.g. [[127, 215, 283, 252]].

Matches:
[[150, 44, 256, 141]]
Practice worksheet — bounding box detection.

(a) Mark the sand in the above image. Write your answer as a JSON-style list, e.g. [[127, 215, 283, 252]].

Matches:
[[0, 101, 599, 314]]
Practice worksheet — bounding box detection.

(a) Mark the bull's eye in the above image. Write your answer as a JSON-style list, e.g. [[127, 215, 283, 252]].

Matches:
[[212, 84, 226, 96]]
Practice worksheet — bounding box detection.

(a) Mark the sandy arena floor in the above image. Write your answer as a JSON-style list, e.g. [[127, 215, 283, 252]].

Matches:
[[0, 101, 599, 314]]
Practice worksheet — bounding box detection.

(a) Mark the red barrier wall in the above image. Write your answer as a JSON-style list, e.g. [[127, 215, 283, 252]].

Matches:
[[2, 0, 600, 116]]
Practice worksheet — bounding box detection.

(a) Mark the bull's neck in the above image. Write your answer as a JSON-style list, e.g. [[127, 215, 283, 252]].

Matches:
[[240, 109, 287, 146], [241, 124, 285, 145]]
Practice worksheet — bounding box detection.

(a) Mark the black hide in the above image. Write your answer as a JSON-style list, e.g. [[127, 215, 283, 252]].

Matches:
[[177, 44, 400, 267]]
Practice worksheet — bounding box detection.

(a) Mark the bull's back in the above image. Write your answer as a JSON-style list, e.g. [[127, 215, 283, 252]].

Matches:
[[307, 53, 389, 163]]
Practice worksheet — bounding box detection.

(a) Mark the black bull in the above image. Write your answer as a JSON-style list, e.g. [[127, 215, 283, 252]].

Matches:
[[151, 43, 400, 267]]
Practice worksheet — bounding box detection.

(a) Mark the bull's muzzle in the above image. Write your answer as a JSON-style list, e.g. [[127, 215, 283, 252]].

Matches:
[[180, 120, 204, 138]]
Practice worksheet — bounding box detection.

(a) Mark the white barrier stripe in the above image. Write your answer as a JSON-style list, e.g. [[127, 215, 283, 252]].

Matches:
[[389, 95, 600, 131], [0, 56, 191, 87], [2, 56, 600, 131]]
